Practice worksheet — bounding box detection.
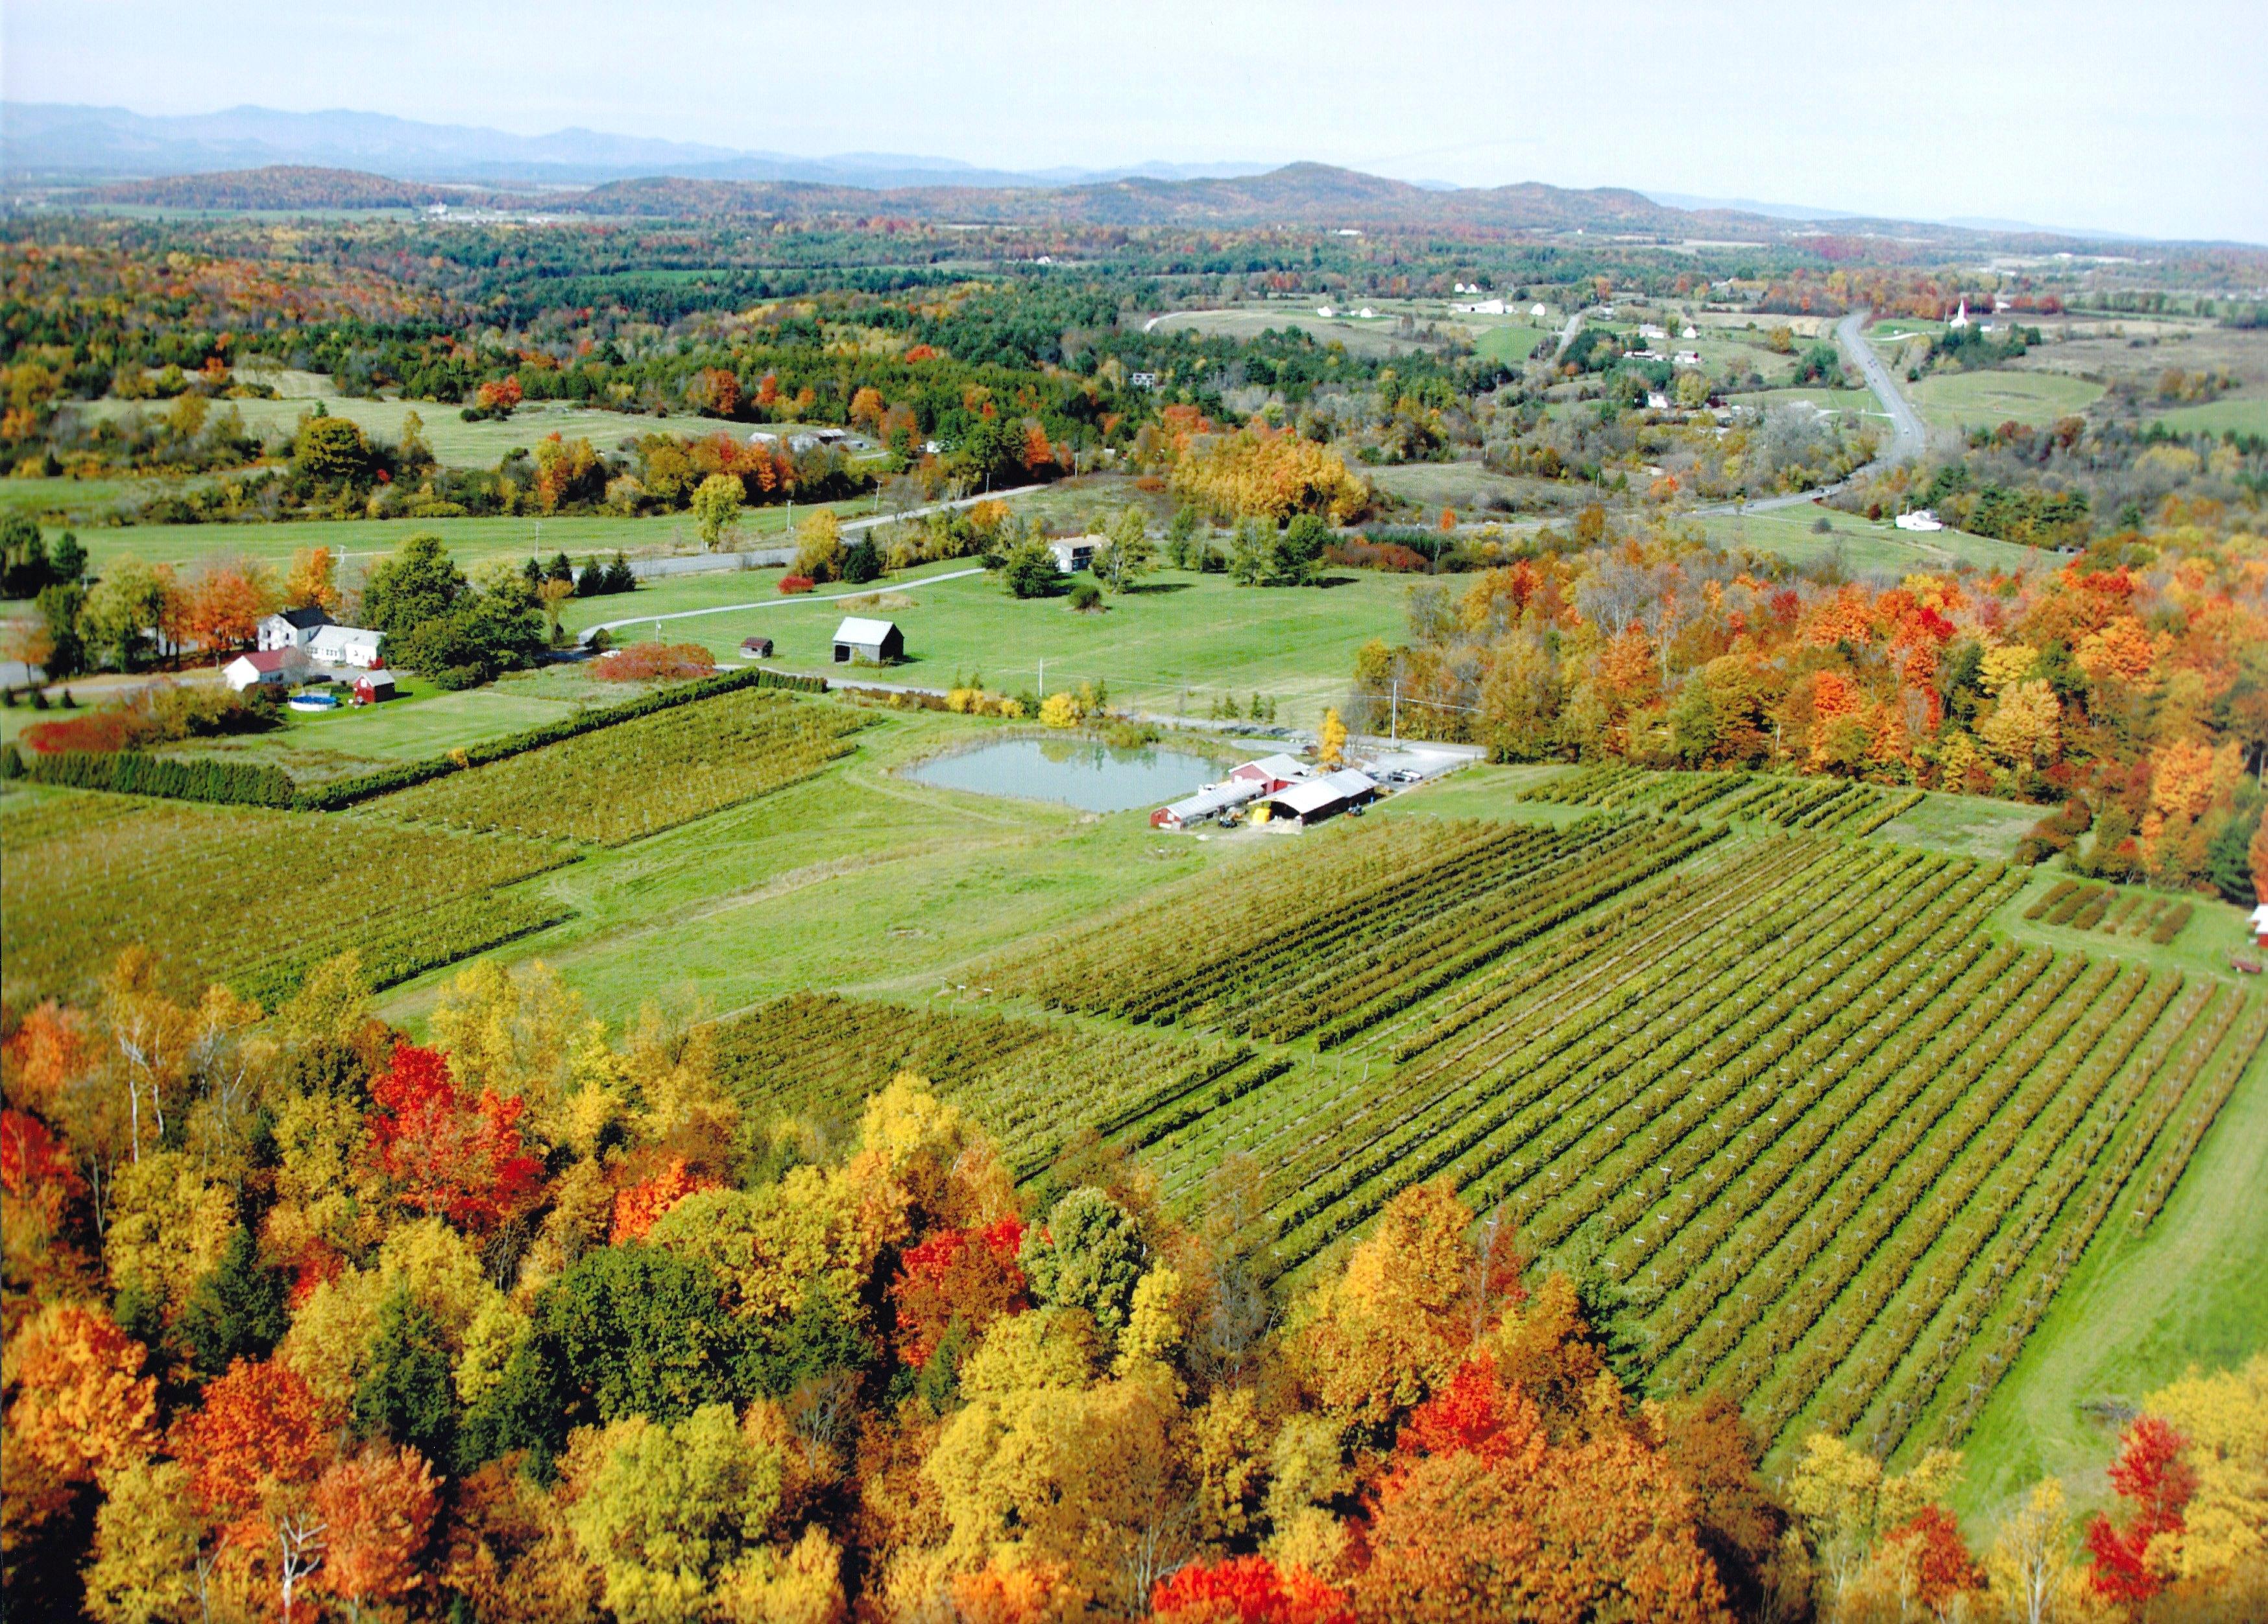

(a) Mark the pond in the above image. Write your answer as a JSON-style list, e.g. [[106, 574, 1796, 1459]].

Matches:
[[906, 737, 1221, 813]]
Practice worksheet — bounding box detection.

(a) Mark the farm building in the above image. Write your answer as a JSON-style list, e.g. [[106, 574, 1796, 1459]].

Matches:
[[1150, 779, 1267, 831], [741, 636, 775, 658], [1231, 754, 1312, 793], [1047, 536, 1100, 573], [308, 625, 385, 669], [1895, 509, 1946, 532], [223, 649, 304, 691], [257, 606, 333, 651], [2253, 902, 2268, 946], [352, 671, 397, 704], [832, 616, 902, 664], [1259, 768, 1378, 827]]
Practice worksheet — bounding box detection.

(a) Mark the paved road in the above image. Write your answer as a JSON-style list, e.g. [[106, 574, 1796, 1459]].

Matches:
[[1696, 309, 1927, 515], [580, 567, 989, 645], [1552, 309, 1585, 357], [1834, 309, 1926, 466]]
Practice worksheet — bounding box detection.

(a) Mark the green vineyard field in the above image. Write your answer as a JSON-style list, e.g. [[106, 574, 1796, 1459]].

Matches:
[[0, 786, 570, 1001], [724, 808, 2265, 1468], [1521, 762, 1924, 835], [367, 687, 873, 846]]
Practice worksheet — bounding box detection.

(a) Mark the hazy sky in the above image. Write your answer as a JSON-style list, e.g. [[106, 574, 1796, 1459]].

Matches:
[[8, 0, 2264, 241]]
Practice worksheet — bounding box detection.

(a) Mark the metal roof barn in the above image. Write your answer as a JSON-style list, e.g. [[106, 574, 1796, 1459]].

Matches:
[[1150, 778, 1267, 830], [831, 617, 904, 664], [1262, 768, 1379, 826]]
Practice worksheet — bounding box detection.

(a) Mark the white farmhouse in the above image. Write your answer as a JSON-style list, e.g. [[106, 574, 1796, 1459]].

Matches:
[[1895, 509, 1946, 532], [309, 625, 385, 669], [258, 606, 333, 651]]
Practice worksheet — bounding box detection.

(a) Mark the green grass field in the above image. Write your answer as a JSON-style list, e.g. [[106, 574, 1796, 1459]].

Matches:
[[1695, 507, 2043, 575], [1471, 324, 1550, 363], [2147, 392, 2268, 439], [30, 508, 800, 578], [561, 563, 1414, 728], [1906, 369, 2107, 432], [78, 388, 884, 472]]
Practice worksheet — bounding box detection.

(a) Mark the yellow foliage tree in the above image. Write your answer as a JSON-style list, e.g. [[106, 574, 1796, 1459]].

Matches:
[[2142, 1354, 2268, 1582]]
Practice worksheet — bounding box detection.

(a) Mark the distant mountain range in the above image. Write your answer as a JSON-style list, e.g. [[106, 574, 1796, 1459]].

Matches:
[[0, 102, 1277, 191], [1, 103, 2232, 250]]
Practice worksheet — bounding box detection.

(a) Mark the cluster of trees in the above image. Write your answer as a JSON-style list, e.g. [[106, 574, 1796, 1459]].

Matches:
[[360, 534, 549, 686], [5, 949, 2263, 1622], [1356, 521, 2268, 896]]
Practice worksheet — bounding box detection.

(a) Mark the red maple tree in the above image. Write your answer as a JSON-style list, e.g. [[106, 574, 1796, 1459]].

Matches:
[[1152, 1555, 1352, 1624], [2086, 1415, 2197, 1601], [363, 1042, 543, 1232]]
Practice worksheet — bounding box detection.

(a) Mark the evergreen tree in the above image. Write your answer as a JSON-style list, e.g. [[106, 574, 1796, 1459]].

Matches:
[[176, 1226, 289, 1378], [354, 1287, 459, 1466]]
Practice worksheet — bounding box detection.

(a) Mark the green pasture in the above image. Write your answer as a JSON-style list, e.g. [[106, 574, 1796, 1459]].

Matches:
[[1905, 369, 2106, 433], [27, 508, 799, 577], [76, 389, 880, 472], [561, 563, 1413, 729], [2147, 392, 2268, 439], [1695, 507, 2042, 575], [1869, 789, 2044, 863], [372, 706, 1251, 1032], [1471, 324, 1550, 364]]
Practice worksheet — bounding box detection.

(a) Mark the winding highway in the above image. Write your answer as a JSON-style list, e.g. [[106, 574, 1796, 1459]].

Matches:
[[1698, 309, 1927, 514]]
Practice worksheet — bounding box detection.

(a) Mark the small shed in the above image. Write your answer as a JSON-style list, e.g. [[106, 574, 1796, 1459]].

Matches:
[[1150, 779, 1266, 831], [832, 616, 903, 665], [353, 670, 397, 704], [223, 649, 301, 692], [2252, 902, 2268, 947], [1048, 536, 1100, 574], [1261, 768, 1379, 827], [741, 636, 775, 658]]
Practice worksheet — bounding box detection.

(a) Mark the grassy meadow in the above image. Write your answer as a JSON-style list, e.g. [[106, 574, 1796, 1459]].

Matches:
[[561, 563, 1414, 728], [1906, 368, 2107, 432]]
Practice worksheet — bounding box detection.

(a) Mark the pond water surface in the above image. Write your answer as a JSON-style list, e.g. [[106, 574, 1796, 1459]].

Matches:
[[906, 738, 1220, 813]]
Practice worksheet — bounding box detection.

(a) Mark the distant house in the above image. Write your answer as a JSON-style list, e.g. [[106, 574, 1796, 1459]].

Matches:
[[740, 635, 775, 658], [1674, 350, 1703, 367], [1948, 299, 1970, 330], [1260, 768, 1378, 827], [1895, 509, 1946, 532], [1530, 304, 1549, 319], [1047, 536, 1100, 573], [1454, 298, 1507, 315], [258, 606, 333, 652], [224, 649, 303, 692], [1128, 372, 1159, 389], [1647, 391, 1672, 411], [831, 616, 902, 664], [1150, 779, 1266, 831], [1682, 324, 1699, 339], [2252, 902, 2268, 946], [352, 669, 397, 704], [1316, 307, 1335, 318], [749, 430, 779, 446], [309, 625, 385, 669], [1639, 323, 1669, 340]]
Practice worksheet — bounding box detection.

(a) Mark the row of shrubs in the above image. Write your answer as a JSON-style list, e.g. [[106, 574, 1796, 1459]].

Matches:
[[0, 745, 296, 805], [1, 665, 830, 815]]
